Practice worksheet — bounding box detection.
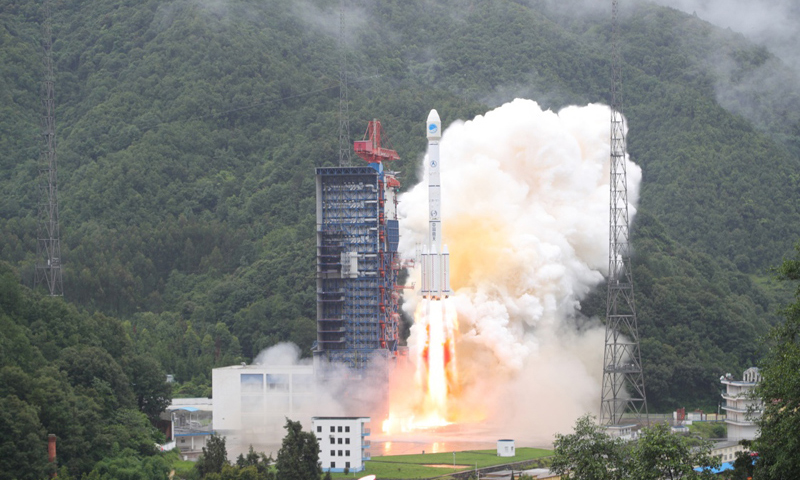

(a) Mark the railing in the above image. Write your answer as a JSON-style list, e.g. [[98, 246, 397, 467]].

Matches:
[[362, 428, 370, 436], [174, 423, 214, 436]]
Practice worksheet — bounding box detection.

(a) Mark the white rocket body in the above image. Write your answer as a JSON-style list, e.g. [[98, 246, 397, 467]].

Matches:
[[421, 109, 451, 300]]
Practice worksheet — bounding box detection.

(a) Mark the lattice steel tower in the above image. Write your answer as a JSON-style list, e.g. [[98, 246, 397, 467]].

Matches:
[[337, 0, 352, 166], [35, 0, 63, 297], [600, 0, 647, 425]]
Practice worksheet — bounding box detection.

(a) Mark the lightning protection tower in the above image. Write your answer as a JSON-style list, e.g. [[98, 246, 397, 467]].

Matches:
[[338, 0, 352, 167], [600, 0, 647, 426], [35, 0, 63, 297]]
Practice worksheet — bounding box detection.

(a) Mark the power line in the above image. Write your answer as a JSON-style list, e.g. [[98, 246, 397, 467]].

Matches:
[[140, 74, 381, 132]]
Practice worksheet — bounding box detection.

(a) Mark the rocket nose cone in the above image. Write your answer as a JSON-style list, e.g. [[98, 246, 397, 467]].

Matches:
[[427, 109, 442, 139]]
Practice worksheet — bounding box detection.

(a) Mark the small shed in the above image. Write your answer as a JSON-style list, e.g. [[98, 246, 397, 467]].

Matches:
[[497, 439, 515, 457]]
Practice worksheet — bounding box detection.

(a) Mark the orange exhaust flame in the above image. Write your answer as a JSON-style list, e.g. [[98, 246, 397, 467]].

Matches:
[[383, 298, 463, 433]]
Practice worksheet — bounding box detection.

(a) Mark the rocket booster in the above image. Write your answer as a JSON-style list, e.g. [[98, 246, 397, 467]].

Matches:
[[421, 109, 451, 300]]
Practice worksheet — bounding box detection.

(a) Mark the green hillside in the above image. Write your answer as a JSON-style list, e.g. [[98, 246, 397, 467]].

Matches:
[[1, 1, 800, 474]]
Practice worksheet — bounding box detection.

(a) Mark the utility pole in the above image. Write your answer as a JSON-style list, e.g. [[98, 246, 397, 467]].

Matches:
[[338, 0, 352, 166], [600, 0, 647, 425], [35, 0, 63, 297]]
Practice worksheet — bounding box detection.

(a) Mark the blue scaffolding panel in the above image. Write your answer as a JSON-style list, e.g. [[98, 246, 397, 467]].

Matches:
[[314, 166, 400, 371]]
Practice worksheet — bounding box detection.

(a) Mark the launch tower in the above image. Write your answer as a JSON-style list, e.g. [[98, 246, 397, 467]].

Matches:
[[600, 0, 648, 425], [314, 120, 402, 372]]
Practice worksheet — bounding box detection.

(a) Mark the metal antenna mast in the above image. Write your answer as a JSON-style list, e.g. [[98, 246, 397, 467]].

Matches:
[[35, 0, 63, 296], [337, 0, 352, 166], [600, 0, 647, 425]]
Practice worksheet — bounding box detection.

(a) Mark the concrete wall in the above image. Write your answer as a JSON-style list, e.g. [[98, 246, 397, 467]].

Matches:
[[212, 364, 316, 438]]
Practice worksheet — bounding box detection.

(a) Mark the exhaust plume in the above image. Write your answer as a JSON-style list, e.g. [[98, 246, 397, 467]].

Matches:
[[397, 98, 642, 441]]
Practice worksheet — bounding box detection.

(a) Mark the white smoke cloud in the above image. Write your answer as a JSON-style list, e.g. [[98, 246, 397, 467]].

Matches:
[[397, 99, 642, 441]]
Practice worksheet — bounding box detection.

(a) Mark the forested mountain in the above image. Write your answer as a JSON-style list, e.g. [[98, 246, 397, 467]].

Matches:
[[1, 2, 800, 469]]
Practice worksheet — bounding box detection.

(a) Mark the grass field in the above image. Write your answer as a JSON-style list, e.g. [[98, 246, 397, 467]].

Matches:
[[332, 447, 552, 479]]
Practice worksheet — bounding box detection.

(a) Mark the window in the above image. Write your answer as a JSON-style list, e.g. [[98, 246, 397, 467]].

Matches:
[[266, 374, 289, 391], [346, 462, 351, 468], [241, 374, 264, 394], [331, 462, 335, 468], [338, 426, 343, 432], [345, 426, 350, 432], [338, 450, 343, 456], [317, 438, 321, 443], [331, 450, 335, 456], [345, 438, 350, 445], [317, 426, 322, 433], [346, 450, 350, 456], [338, 438, 342, 444], [330, 426, 335, 433]]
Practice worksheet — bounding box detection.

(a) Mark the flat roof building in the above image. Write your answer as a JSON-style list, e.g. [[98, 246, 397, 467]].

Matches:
[[212, 363, 316, 438], [312, 417, 371, 473]]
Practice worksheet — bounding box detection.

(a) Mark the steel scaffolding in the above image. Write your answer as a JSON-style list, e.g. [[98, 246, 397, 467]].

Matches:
[[315, 165, 400, 371]]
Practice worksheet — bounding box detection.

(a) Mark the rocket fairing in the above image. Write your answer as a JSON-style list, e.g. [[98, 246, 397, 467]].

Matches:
[[421, 109, 452, 300]]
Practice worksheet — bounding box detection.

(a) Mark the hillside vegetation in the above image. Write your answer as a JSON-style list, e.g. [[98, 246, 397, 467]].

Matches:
[[1, 1, 800, 474]]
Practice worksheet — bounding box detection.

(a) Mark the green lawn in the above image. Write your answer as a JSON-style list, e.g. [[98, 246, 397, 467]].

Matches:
[[689, 421, 727, 439], [332, 447, 552, 479]]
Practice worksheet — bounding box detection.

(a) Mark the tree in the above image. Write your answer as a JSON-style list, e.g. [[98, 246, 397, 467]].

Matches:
[[197, 434, 229, 477], [0, 395, 49, 480], [753, 242, 800, 480], [275, 419, 321, 480], [127, 354, 172, 422], [551, 414, 625, 480], [730, 444, 755, 480], [553, 416, 721, 480], [627, 422, 717, 480]]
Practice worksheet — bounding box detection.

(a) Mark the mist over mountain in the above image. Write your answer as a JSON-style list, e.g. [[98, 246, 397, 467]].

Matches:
[[0, 0, 799, 475]]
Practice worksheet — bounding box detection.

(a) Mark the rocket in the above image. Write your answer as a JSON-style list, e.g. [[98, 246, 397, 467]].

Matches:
[[421, 109, 451, 300]]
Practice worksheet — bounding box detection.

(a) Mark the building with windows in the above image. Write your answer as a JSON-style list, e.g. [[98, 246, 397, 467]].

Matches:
[[312, 417, 371, 473], [160, 398, 214, 458], [710, 440, 745, 464], [212, 363, 316, 438], [721, 367, 762, 441]]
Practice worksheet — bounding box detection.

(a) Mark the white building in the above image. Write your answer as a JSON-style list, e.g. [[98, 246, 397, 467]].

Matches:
[[212, 363, 316, 438], [720, 367, 762, 441], [605, 423, 637, 441], [497, 439, 515, 457], [710, 440, 745, 464], [312, 417, 371, 473], [162, 398, 214, 458]]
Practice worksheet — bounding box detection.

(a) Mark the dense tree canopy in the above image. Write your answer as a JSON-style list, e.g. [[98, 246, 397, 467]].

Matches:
[[552, 415, 718, 480], [2, 0, 800, 474], [753, 243, 800, 480], [0, 263, 169, 478]]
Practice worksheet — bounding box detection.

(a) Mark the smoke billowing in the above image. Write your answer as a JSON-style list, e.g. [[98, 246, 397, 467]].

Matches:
[[398, 99, 642, 441]]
